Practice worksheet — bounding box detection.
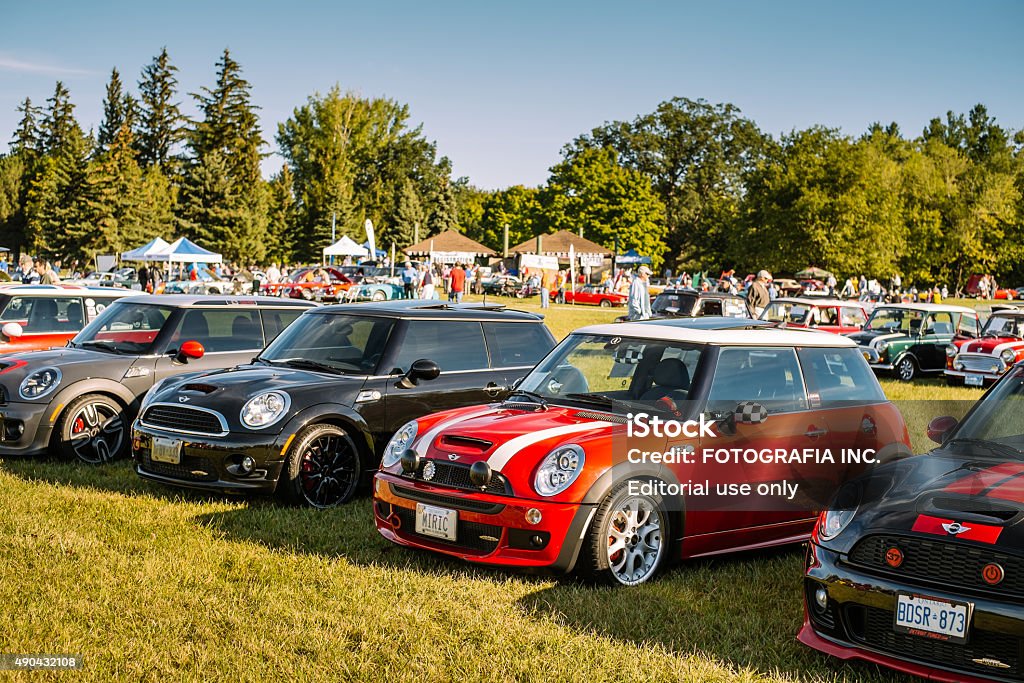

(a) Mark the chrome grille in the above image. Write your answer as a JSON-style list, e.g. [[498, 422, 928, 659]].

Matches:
[[957, 353, 1004, 374]]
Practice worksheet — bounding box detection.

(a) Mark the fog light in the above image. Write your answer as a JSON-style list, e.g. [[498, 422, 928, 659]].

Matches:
[[531, 535, 544, 547], [525, 508, 542, 525], [954, 361, 965, 371], [469, 460, 492, 488], [400, 449, 420, 474], [240, 456, 256, 474], [814, 586, 828, 611]]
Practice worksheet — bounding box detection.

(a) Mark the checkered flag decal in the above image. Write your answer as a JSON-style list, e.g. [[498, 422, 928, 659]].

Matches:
[[734, 401, 768, 424], [614, 345, 645, 364]]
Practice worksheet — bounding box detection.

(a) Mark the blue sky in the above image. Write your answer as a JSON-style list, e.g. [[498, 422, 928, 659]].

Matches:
[[3, 0, 1022, 189]]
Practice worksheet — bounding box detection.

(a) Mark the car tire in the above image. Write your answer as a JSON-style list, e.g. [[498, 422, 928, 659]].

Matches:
[[371, 290, 387, 302], [894, 356, 917, 382], [278, 423, 362, 508], [581, 479, 669, 586], [599, 299, 611, 308], [55, 394, 128, 464]]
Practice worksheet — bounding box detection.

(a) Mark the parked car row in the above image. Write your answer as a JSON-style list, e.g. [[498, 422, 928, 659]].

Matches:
[[0, 287, 1017, 682]]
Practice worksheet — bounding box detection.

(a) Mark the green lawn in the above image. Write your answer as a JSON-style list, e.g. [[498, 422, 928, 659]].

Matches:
[[0, 300, 987, 681]]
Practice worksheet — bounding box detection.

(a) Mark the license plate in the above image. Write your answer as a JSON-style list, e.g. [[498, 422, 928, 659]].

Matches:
[[965, 374, 984, 386], [415, 503, 457, 541], [151, 437, 182, 464], [894, 593, 972, 644]]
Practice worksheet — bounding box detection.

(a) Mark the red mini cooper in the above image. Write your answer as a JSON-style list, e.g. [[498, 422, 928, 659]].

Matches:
[[946, 308, 1024, 387], [760, 297, 868, 335], [374, 323, 911, 585]]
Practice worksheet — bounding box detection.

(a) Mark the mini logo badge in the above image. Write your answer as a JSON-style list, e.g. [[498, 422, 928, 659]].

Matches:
[[178, 396, 190, 403], [982, 563, 1005, 586], [972, 657, 1011, 669], [942, 521, 971, 535], [885, 547, 904, 568], [422, 461, 436, 481], [447, 453, 460, 461]]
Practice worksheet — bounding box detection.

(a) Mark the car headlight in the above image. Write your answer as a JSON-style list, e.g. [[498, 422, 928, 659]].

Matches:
[[382, 420, 418, 468], [818, 484, 860, 541], [1000, 349, 1017, 365], [240, 391, 290, 429], [534, 444, 585, 496], [876, 340, 889, 351], [945, 345, 957, 358], [19, 367, 61, 400]]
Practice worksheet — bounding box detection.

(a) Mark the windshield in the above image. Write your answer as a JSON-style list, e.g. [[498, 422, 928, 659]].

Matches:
[[865, 307, 923, 333], [652, 292, 697, 315], [983, 315, 1022, 338], [952, 366, 1024, 455], [761, 301, 812, 325], [259, 313, 394, 374], [518, 333, 705, 407], [72, 301, 174, 353]]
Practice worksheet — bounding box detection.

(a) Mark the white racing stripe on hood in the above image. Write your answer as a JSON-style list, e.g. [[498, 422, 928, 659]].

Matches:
[[487, 421, 614, 472], [869, 333, 903, 349], [988, 340, 1024, 357], [414, 407, 499, 452]]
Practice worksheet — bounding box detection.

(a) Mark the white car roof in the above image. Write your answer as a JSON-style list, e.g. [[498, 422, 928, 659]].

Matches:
[[576, 323, 857, 348], [872, 303, 977, 314], [769, 297, 857, 307]]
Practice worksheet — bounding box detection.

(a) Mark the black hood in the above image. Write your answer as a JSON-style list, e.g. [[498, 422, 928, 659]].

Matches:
[[828, 451, 1024, 556], [0, 346, 135, 396]]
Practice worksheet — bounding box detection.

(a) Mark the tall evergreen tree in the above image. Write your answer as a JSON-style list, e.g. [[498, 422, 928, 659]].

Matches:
[[97, 68, 126, 153], [266, 165, 297, 263], [12, 98, 42, 154], [428, 177, 458, 234], [41, 82, 83, 156], [79, 118, 147, 257], [137, 47, 184, 168], [390, 178, 424, 247]]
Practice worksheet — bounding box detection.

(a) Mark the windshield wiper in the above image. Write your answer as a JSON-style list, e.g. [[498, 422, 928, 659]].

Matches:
[[277, 358, 344, 375], [505, 389, 549, 408], [76, 340, 127, 354], [564, 392, 615, 408], [945, 437, 1024, 461]]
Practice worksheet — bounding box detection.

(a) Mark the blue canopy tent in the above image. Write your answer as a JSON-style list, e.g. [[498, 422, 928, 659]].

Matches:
[[361, 241, 387, 259], [148, 237, 222, 279], [120, 237, 171, 261], [615, 249, 652, 265]]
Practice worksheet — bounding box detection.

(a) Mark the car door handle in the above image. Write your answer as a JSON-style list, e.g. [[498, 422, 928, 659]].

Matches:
[[805, 427, 828, 439], [484, 382, 506, 396]]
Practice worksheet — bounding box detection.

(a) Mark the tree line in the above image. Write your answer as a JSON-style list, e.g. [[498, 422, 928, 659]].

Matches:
[[0, 49, 1021, 287]]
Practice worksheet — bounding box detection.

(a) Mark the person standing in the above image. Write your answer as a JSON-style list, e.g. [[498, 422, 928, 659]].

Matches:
[[826, 273, 837, 296], [401, 261, 417, 299], [266, 262, 281, 285], [747, 270, 772, 318], [627, 266, 653, 321], [138, 265, 150, 293], [419, 264, 436, 299], [36, 259, 61, 284], [540, 269, 556, 309], [449, 263, 466, 303]]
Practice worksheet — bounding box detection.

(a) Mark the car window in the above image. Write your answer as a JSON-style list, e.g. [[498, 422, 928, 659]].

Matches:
[[840, 307, 866, 327], [393, 320, 488, 373], [0, 296, 86, 333], [797, 347, 886, 405], [818, 307, 839, 325], [84, 297, 121, 321], [707, 347, 808, 414], [762, 302, 810, 324], [483, 322, 553, 368], [723, 299, 748, 318], [957, 312, 979, 337], [169, 309, 263, 352], [925, 312, 954, 336], [260, 309, 304, 344], [701, 300, 723, 316]]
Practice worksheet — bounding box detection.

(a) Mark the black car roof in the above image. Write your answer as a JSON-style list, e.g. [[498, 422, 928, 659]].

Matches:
[[638, 316, 772, 330], [311, 300, 544, 321], [658, 288, 744, 300], [118, 294, 317, 308]]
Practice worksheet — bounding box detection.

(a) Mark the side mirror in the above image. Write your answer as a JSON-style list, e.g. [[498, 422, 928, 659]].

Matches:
[[927, 415, 958, 444], [397, 358, 440, 389], [176, 340, 205, 363], [511, 376, 525, 389], [2, 322, 24, 339], [735, 401, 768, 425]]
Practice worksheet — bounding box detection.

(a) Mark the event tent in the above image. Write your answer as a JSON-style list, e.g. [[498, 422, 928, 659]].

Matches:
[[323, 236, 369, 258], [120, 237, 171, 261], [404, 229, 494, 264], [153, 237, 223, 264], [615, 249, 652, 265]]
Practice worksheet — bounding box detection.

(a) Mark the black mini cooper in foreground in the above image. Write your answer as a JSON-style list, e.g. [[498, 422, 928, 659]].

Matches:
[[132, 301, 555, 507], [801, 364, 1024, 682]]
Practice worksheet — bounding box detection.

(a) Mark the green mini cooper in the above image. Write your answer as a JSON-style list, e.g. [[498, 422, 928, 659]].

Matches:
[[846, 303, 979, 380]]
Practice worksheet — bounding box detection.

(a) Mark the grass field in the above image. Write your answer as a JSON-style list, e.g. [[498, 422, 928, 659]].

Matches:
[[0, 298, 991, 681]]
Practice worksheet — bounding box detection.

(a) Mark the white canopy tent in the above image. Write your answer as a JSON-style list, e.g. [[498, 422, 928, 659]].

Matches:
[[323, 235, 369, 263], [120, 237, 171, 261]]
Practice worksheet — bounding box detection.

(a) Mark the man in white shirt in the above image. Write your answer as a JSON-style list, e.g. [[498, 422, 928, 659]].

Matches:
[[627, 266, 653, 320]]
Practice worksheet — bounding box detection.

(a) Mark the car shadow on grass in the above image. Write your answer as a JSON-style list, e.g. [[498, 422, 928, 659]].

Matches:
[[515, 547, 914, 683]]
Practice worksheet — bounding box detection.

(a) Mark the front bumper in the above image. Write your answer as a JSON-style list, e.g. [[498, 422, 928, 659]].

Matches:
[[800, 542, 1024, 682], [0, 400, 58, 456], [132, 420, 286, 494], [944, 369, 1000, 386], [373, 470, 593, 573]]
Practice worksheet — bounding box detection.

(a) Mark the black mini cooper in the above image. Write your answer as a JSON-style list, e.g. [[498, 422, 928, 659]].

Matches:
[[801, 363, 1024, 681], [131, 301, 556, 507]]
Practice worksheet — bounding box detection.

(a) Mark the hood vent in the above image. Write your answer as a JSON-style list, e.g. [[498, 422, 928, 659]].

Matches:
[[574, 411, 630, 424], [924, 495, 1022, 524], [439, 435, 493, 451], [179, 383, 220, 395]]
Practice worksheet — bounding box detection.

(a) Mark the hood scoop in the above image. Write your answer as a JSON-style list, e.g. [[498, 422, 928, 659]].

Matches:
[[179, 383, 220, 395], [439, 435, 493, 452], [922, 495, 1022, 525], [574, 411, 629, 424]]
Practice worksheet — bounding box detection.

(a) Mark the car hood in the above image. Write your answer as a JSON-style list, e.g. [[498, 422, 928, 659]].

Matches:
[[847, 330, 909, 348], [0, 346, 132, 390], [959, 337, 1024, 354], [152, 364, 367, 413], [830, 452, 1024, 555], [408, 402, 622, 499]]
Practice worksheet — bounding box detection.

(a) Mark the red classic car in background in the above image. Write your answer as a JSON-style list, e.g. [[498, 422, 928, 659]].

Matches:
[[759, 298, 868, 334], [0, 285, 133, 355], [945, 307, 1024, 386], [374, 323, 911, 585], [260, 266, 355, 301], [553, 285, 627, 307]]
